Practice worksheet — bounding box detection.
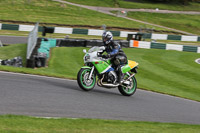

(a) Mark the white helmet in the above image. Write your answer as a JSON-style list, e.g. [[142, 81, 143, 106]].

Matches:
[[102, 31, 113, 45]]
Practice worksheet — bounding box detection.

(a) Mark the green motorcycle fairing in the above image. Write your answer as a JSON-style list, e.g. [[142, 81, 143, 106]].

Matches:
[[92, 60, 113, 74], [84, 59, 138, 74]]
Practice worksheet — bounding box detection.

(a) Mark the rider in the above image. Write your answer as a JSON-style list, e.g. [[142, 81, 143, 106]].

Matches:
[[100, 31, 127, 84]]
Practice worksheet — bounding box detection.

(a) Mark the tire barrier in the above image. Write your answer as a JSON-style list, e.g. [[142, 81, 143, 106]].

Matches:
[[42, 26, 55, 36], [0, 56, 23, 67], [86, 39, 102, 47], [129, 40, 200, 53], [26, 38, 57, 68], [1, 23, 200, 42], [35, 38, 57, 68], [57, 39, 129, 48], [58, 39, 87, 47]]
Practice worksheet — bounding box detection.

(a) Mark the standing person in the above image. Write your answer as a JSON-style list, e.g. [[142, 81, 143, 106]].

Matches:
[[100, 31, 128, 84]]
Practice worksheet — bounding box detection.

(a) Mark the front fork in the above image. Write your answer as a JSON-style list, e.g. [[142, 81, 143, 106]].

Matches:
[[88, 66, 94, 80]]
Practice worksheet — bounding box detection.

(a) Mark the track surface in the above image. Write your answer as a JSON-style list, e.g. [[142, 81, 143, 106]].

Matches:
[[0, 71, 199, 124], [0, 35, 28, 44]]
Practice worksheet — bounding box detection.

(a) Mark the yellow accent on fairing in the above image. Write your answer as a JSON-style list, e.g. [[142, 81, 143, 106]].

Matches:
[[128, 60, 138, 69]]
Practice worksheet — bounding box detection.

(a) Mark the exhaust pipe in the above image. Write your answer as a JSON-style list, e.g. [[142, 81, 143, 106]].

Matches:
[[97, 75, 119, 88], [101, 83, 119, 88]]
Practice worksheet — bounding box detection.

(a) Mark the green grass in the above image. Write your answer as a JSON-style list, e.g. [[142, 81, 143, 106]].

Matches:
[[0, 44, 200, 101], [1, 0, 200, 35], [0, 44, 27, 65], [127, 12, 200, 35], [64, 0, 200, 11], [128, 48, 200, 101], [0, 0, 167, 31], [0, 115, 200, 132]]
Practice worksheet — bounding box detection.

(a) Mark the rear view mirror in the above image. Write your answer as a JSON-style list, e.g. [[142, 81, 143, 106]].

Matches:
[[83, 49, 87, 53]]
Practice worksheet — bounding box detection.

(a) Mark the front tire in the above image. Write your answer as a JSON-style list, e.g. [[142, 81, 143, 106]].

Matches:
[[77, 68, 96, 91], [118, 73, 137, 96]]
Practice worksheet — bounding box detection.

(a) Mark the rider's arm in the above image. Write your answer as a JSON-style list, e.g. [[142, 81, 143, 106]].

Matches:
[[108, 43, 120, 57], [110, 48, 119, 55]]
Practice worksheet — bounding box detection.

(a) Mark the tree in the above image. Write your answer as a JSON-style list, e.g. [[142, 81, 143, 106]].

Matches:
[[146, 0, 192, 5]]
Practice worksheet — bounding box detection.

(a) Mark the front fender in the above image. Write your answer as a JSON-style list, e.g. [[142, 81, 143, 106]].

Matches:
[[81, 66, 92, 69]]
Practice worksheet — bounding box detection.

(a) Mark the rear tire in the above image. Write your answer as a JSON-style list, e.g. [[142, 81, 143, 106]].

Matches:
[[77, 68, 96, 91], [118, 73, 137, 96]]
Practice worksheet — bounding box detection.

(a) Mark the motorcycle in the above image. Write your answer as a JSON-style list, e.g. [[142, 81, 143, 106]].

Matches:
[[77, 46, 139, 96]]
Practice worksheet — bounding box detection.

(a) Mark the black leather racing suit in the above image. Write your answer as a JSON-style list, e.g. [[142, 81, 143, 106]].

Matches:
[[102, 41, 127, 83]]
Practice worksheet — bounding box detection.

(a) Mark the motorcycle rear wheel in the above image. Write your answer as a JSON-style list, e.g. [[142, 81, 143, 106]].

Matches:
[[118, 73, 137, 96], [77, 68, 96, 91]]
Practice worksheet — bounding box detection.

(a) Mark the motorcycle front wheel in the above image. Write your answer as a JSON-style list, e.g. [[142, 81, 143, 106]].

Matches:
[[118, 73, 137, 96], [77, 68, 96, 91]]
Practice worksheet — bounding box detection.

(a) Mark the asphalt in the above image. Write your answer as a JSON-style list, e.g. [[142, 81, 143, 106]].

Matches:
[[0, 35, 28, 44], [0, 71, 199, 125]]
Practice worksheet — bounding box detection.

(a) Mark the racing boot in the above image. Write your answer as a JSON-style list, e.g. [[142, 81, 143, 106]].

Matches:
[[117, 67, 124, 84]]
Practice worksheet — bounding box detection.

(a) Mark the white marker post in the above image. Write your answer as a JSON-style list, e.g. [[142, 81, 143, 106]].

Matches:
[[195, 58, 200, 64], [0, 40, 3, 47]]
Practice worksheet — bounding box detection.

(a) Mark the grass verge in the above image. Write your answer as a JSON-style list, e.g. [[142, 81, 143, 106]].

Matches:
[[0, 0, 168, 31], [127, 12, 200, 35], [0, 115, 200, 132], [0, 44, 27, 65], [0, 44, 200, 101], [64, 0, 200, 11], [1, 0, 199, 35]]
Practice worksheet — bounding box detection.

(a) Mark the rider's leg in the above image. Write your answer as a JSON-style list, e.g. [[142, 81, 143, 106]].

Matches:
[[113, 55, 127, 84]]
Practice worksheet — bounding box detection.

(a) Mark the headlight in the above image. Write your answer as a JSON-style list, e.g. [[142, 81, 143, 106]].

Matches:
[[85, 55, 90, 61]]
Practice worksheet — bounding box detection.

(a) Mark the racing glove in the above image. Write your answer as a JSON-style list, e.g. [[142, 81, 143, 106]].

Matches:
[[102, 54, 110, 59]]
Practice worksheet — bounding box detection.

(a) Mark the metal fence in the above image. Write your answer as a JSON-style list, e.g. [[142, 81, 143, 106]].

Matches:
[[26, 22, 39, 59]]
